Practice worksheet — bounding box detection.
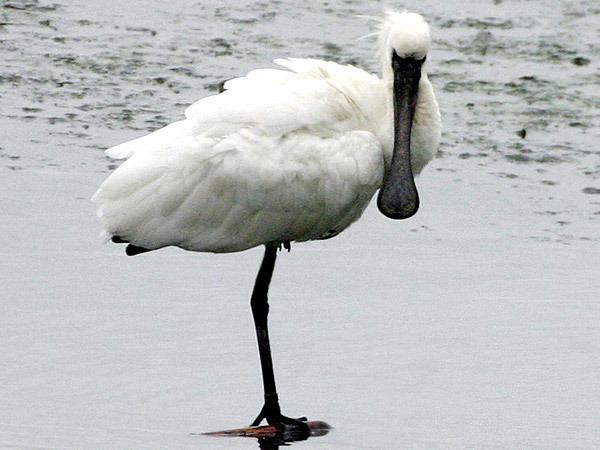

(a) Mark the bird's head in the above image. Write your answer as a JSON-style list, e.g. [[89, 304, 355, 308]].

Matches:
[[379, 11, 430, 67], [376, 11, 431, 220]]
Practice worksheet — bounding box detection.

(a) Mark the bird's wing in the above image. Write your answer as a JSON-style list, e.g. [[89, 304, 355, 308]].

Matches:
[[104, 58, 379, 160], [93, 128, 383, 253], [93, 59, 385, 251], [105, 120, 191, 160], [183, 58, 373, 137]]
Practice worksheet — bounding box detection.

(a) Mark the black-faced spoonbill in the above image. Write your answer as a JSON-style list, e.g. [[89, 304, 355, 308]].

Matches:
[[93, 9, 440, 440]]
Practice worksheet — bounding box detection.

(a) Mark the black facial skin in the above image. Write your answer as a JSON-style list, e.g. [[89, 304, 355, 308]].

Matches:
[[377, 51, 425, 220]]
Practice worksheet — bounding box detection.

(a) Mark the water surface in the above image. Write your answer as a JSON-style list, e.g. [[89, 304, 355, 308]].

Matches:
[[1, 0, 599, 448]]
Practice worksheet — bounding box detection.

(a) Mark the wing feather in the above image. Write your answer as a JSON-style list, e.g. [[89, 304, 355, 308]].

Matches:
[[93, 59, 385, 252]]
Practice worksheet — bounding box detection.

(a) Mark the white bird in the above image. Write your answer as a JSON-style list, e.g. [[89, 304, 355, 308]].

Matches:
[[93, 9, 440, 439]]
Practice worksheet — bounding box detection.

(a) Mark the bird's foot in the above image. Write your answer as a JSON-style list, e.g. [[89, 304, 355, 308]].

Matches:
[[251, 395, 310, 441], [272, 414, 310, 442]]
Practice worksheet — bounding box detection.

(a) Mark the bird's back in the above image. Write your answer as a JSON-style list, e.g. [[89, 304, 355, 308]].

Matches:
[[92, 59, 386, 253]]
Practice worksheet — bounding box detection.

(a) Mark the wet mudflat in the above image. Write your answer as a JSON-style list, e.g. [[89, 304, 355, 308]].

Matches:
[[1, 0, 599, 448]]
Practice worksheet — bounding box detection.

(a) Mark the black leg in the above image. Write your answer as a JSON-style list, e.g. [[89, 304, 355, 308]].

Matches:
[[249, 245, 309, 438], [250, 244, 278, 425]]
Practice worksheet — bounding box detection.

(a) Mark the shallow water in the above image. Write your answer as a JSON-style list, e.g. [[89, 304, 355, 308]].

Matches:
[[1, 0, 599, 448]]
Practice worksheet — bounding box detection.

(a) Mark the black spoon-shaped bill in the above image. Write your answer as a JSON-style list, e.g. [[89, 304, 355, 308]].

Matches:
[[377, 53, 424, 220]]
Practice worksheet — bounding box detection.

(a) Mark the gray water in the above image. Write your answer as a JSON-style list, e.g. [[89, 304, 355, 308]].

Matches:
[[1, 0, 599, 448]]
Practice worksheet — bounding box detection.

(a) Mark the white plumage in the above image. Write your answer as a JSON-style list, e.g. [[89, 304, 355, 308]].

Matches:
[[92, 9, 443, 435], [92, 10, 441, 254]]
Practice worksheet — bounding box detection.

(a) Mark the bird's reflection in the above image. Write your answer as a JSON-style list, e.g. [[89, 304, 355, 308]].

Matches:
[[258, 436, 293, 449], [256, 421, 331, 449]]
